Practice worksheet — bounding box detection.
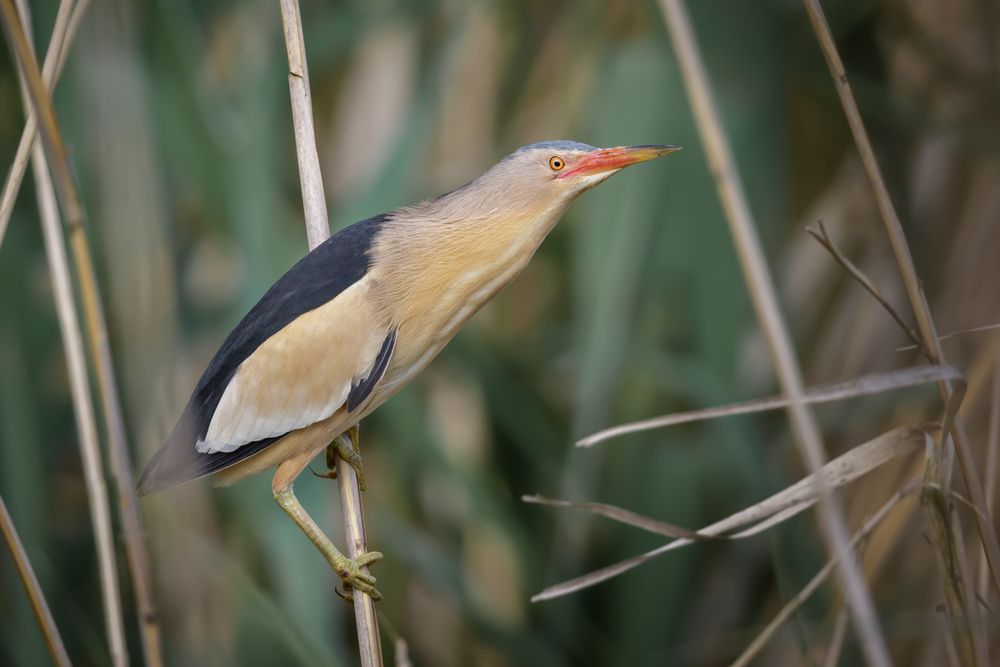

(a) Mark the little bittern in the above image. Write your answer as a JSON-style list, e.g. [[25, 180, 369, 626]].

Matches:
[[138, 141, 679, 599]]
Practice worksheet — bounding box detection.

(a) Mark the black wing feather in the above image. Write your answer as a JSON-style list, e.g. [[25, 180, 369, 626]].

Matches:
[[347, 328, 396, 411]]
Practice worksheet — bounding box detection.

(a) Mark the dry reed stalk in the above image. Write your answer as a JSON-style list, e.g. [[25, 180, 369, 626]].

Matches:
[[0, 493, 71, 667], [924, 459, 981, 666], [807, 221, 929, 359], [978, 363, 1000, 599], [0, 0, 90, 249], [277, 1, 383, 664], [823, 604, 850, 667], [578, 365, 957, 448], [810, 191, 989, 662], [1, 1, 129, 664], [802, 0, 1000, 600], [654, 1, 890, 664], [28, 65, 131, 667], [950, 501, 988, 665], [810, 221, 989, 663], [4, 2, 164, 664], [731, 487, 913, 667], [897, 324, 1000, 352], [533, 426, 930, 600]]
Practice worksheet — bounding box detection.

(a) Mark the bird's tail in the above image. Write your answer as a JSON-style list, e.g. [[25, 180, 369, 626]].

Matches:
[[136, 413, 204, 495], [137, 404, 279, 495]]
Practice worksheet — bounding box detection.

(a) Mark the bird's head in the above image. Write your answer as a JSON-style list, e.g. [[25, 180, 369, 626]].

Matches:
[[437, 141, 680, 229], [508, 140, 679, 189]]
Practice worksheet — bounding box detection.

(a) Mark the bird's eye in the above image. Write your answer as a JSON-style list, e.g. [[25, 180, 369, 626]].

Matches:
[[548, 156, 565, 172]]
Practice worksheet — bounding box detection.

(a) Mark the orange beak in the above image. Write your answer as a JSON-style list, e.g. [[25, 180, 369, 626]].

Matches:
[[557, 144, 681, 179]]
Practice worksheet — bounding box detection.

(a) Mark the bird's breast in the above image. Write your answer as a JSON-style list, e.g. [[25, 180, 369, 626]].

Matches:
[[370, 218, 546, 393]]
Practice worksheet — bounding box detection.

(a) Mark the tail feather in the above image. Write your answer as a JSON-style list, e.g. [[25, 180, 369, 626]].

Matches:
[[137, 406, 280, 495]]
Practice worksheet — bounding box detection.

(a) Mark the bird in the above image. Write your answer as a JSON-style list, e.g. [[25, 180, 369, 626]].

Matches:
[[137, 141, 679, 600]]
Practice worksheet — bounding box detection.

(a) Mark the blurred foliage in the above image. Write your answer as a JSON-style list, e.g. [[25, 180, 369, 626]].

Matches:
[[2, 0, 1000, 665]]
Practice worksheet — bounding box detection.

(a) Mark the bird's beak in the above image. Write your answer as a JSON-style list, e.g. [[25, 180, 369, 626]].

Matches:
[[558, 144, 681, 179]]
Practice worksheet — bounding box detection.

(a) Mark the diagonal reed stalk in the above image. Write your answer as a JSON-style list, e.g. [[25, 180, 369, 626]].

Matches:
[[2, 1, 129, 664], [3, 2, 164, 664], [277, 1, 383, 665], [731, 485, 915, 667], [533, 426, 930, 601], [0, 493, 71, 667], [654, 1, 890, 664], [578, 365, 959, 448], [807, 221, 930, 359], [0, 0, 90, 250], [802, 0, 1000, 603]]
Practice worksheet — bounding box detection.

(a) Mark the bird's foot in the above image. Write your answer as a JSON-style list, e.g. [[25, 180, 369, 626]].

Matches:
[[313, 426, 366, 491], [331, 550, 384, 602]]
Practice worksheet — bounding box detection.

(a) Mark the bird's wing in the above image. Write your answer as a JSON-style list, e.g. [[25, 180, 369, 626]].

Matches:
[[138, 214, 393, 494], [198, 275, 389, 453]]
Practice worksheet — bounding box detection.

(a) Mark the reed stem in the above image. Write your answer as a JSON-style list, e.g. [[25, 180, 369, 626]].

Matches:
[[277, 1, 383, 664], [0, 493, 71, 667], [655, 1, 891, 664]]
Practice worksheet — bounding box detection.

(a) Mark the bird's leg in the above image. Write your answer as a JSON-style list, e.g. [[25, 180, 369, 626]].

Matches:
[[312, 424, 366, 492], [272, 461, 383, 601]]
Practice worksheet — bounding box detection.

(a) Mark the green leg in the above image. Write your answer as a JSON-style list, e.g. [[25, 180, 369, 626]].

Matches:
[[314, 424, 366, 492], [273, 482, 383, 600]]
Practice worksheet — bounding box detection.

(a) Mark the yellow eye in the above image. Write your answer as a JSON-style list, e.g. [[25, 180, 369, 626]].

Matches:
[[548, 156, 565, 171]]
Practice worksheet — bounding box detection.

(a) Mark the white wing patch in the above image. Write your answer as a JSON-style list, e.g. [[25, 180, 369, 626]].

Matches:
[[196, 277, 384, 454]]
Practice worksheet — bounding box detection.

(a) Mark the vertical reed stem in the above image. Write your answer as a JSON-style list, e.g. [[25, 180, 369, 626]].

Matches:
[[277, 1, 383, 664], [655, 1, 891, 664], [979, 363, 1000, 598], [1, 1, 129, 663], [4, 2, 163, 664]]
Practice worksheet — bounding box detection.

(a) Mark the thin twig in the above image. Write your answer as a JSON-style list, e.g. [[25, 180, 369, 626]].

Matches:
[[2, 1, 129, 664], [897, 323, 1000, 352], [802, 0, 1000, 602], [523, 495, 716, 540], [654, 2, 890, 663], [731, 487, 913, 667], [807, 221, 930, 359], [578, 365, 960, 448], [5, 2, 164, 664], [0, 493, 71, 667], [276, 1, 383, 665]]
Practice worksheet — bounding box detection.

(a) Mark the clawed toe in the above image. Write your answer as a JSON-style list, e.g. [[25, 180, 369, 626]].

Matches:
[[335, 551, 383, 602], [356, 550, 383, 567]]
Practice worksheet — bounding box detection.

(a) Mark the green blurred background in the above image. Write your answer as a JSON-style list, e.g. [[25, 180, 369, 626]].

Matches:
[[3, 0, 1000, 665]]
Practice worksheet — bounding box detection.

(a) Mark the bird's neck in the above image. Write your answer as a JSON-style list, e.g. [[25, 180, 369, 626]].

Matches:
[[369, 199, 569, 381]]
